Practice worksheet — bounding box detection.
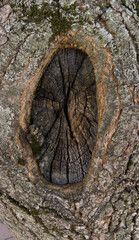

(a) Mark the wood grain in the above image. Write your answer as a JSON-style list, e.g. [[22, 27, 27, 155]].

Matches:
[[29, 48, 98, 184]]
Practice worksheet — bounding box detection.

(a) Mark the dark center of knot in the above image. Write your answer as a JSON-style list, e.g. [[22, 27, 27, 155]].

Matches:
[[28, 48, 98, 185]]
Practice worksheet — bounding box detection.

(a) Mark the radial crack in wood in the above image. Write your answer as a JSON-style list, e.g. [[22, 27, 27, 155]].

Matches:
[[28, 48, 98, 185]]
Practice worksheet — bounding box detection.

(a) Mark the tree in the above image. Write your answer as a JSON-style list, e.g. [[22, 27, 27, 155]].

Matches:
[[0, 0, 138, 239]]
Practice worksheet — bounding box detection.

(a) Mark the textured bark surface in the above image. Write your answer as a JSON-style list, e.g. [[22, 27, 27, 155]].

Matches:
[[0, 0, 138, 240]]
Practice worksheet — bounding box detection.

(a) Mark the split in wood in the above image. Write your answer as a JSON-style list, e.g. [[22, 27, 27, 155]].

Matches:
[[28, 48, 98, 185]]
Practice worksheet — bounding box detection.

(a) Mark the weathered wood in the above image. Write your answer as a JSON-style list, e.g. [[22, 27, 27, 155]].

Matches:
[[29, 48, 97, 184], [0, 0, 138, 240]]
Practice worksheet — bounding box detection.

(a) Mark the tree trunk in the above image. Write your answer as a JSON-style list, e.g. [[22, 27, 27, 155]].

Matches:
[[0, 0, 138, 239]]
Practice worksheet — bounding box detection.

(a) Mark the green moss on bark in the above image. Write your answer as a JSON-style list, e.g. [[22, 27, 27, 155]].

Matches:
[[18, 135, 24, 146], [121, 0, 126, 6], [10, 1, 83, 40], [31, 134, 41, 157], [0, 190, 3, 197], [18, 158, 26, 166], [135, 1, 139, 16]]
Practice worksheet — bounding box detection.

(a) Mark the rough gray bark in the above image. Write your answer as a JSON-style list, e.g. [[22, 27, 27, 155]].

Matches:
[[0, 0, 138, 240]]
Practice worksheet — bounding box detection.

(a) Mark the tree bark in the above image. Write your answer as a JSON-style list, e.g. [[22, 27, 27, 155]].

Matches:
[[0, 0, 138, 240]]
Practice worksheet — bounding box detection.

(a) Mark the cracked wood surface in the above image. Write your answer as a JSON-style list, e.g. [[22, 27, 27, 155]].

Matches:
[[28, 48, 97, 184], [0, 0, 138, 240]]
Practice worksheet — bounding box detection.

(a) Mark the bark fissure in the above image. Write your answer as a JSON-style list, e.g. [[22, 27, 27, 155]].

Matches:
[[0, 1, 138, 239]]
